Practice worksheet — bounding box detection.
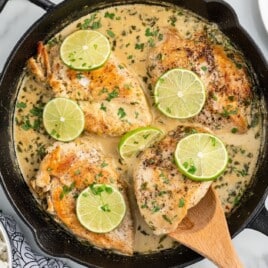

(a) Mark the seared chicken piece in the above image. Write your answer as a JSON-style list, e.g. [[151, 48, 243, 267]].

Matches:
[[32, 138, 134, 255], [148, 28, 252, 133], [28, 42, 151, 136], [134, 126, 212, 235]]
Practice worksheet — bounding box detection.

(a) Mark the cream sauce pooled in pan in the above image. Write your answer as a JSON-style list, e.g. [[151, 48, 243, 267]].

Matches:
[[14, 4, 263, 253]]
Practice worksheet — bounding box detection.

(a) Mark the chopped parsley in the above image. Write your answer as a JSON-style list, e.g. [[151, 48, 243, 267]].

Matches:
[[104, 12, 115, 20], [60, 182, 76, 200], [106, 89, 119, 101], [162, 214, 172, 224], [231, 128, 238, 134], [89, 184, 113, 196], [178, 198, 185, 208], [100, 103, 107, 112], [77, 14, 102, 30], [220, 106, 238, 118], [117, 107, 126, 119], [135, 43, 144, 50], [101, 204, 111, 212], [107, 29, 115, 38], [16, 102, 27, 109], [101, 161, 108, 168]]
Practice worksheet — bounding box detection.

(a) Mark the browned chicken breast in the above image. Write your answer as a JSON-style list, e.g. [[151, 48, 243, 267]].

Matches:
[[28, 42, 151, 136], [148, 28, 252, 133], [31, 138, 134, 255], [134, 126, 212, 235]]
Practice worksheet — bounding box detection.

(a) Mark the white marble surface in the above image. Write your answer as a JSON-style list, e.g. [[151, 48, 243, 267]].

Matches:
[[0, 0, 268, 267]]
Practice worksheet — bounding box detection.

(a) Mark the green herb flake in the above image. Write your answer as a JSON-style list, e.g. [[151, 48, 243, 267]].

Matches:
[[162, 214, 172, 224], [107, 29, 115, 38], [152, 205, 160, 213], [91, 20, 101, 30], [178, 198, 185, 208], [90, 183, 104, 195], [74, 169, 81, 175], [101, 204, 111, 212], [101, 161, 108, 168], [106, 89, 119, 101], [60, 182, 76, 200], [135, 43, 144, 50], [105, 186, 113, 194], [30, 106, 43, 117], [141, 182, 148, 191], [188, 164, 197, 175], [16, 102, 27, 109], [231, 128, 238, 134], [210, 136, 216, 146], [77, 14, 102, 30], [201, 66, 207, 72], [95, 172, 103, 180], [168, 15, 177, 26], [117, 107, 126, 119], [159, 172, 170, 184], [145, 28, 158, 37], [100, 103, 107, 112], [104, 12, 115, 20], [220, 106, 238, 118], [142, 134, 150, 139]]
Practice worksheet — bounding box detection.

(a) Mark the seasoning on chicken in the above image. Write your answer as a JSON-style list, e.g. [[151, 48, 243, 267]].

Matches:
[[28, 42, 152, 136], [148, 28, 252, 133], [31, 138, 134, 255], [134, 126, 212, 235]]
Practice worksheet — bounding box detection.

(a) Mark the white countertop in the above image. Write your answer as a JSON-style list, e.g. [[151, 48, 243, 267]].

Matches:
[[0, 0, 268, 267]]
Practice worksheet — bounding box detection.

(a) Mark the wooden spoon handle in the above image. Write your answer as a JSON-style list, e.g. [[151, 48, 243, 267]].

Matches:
[[169, 188, 243, 268]]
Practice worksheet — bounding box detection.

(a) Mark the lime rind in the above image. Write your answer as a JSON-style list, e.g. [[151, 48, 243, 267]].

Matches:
[[43, 97, 85, 142], [76, 184, 126, 233], [154, 68, 206, 119], [174, 133, 228, 181], [60, 30, 111, 71], [118, 126, 164, 159]]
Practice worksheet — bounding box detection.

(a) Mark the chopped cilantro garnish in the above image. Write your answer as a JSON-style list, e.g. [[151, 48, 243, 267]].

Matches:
[[106, 29, 115, 38], [178, 198, 185, 208], [16, 102, 27, 109], [117, 107, 126, 119]]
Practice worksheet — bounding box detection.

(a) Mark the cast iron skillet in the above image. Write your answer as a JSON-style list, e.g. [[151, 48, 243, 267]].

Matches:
[[0, 0, 268, 267]]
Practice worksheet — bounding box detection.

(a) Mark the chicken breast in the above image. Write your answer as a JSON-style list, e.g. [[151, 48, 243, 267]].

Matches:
[[148, 28, 252, 133], [31, 138, 134, 255], [28, 42, 151, 136], [134, 125, 212, 235]]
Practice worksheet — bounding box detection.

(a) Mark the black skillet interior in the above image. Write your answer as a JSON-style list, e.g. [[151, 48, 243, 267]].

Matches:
[[0, 0, 268, 267]]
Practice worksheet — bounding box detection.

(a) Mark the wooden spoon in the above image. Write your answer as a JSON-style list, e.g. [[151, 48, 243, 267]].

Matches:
[[169, 187, 243, 268]]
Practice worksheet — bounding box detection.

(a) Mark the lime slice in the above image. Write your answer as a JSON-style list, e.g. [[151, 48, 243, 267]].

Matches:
[[118, 127, 163, 159], [76, 184, 126, 233], [43, 97, 85, 142], [154, 68, 206, 119], [60, 30, 111, 71], [174, 133, 228, 181]]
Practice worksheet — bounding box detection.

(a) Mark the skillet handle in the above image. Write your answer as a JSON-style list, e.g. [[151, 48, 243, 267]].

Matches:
[[28, 0, 56, 11], [247, 205, 268, 236]]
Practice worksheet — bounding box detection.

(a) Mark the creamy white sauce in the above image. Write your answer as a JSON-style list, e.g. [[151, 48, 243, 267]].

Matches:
[[14, 4, 263, 254]]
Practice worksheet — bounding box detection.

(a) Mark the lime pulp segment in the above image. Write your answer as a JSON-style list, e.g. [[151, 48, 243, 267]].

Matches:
[[154, 68, 206, 119], [60, 30, 111, 71], [118, 127, 163, 159], [76, 184, 126, 233], [174, 133, 228, 181], [43, 97, 85, 142]]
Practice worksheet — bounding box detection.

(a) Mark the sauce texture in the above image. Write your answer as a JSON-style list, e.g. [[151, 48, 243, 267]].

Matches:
[[14, 4, 263, 253]]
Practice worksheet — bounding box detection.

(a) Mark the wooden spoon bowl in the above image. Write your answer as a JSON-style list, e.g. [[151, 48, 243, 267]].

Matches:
[[169, 187, 243, 268]]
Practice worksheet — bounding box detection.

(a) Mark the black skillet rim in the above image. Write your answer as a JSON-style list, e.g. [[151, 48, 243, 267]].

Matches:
[[0, 0, 268, 267]]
